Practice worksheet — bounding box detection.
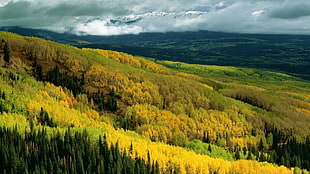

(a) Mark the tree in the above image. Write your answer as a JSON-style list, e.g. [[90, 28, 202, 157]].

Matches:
[[208, 144, 212, 153], [32, 58, 43, 81], [258, 138, 264, 152], [247, 151, 252, 160], [3, 42, 10, 63], [235, 149, 241, 160], [243, 147, 247, 156], [106, 89, 119, 112], [203, 131, 210, 143]]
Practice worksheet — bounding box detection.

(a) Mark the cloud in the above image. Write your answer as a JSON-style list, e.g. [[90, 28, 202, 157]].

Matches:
[[0, 0, 310, 35], [270, 1, 310, 19], [76, 19, 143, 35]]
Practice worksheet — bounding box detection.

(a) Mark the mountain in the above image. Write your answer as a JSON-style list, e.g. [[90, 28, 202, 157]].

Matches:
[[1, 26, 309, 80], [0, 31, 309, 173], [105, 11, 207, 26]]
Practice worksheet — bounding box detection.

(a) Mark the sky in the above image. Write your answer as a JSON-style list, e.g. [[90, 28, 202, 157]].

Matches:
[[1, 0, 310, 35]]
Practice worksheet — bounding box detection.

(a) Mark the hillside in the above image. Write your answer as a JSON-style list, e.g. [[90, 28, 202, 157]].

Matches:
[[0, 31, 309, 173], [83, 31, 310, 80], [1, 27, 309, 80]]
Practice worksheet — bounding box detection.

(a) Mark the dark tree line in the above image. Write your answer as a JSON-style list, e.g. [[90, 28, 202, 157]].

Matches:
[[45, 65, 85, 96], [32, 57, 43, 81], [2, 39, 10, 63], [88, 89, 120, 112], [0, 126, 160, 174], [233, 127, 310, 171], [32, 63, 85, 96], [0, 90, 8, 113], [265, 128, 310, 170]]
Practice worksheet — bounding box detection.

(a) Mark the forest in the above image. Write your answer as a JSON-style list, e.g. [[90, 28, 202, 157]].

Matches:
[[0, 126, 159, 174], [1, 27, 309, 80], [0, 31, 309, 173]]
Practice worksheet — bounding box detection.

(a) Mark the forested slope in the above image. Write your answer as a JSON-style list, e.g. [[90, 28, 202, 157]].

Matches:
[[0, 31, 309, 173]]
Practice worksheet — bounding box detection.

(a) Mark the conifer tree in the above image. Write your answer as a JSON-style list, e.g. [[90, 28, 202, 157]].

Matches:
[[3, 42, 10, 63], [235, 149, 241, 160], [258, 138, 264, 152], [208, 144, 212, 153]]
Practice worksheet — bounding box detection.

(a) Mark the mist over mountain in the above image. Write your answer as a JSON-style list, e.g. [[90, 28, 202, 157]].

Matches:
[[1, 0, 310, 35]]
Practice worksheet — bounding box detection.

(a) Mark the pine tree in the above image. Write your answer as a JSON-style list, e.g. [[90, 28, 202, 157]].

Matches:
[[203, 131, 210, 143], [258, 138, 264, 152], [247, 151, 252, 160], [243, 147, 247, 156], [3, 42, 10, 63], [235, 149, 240, 160], [32, 58, 43, 81], [208, 144, 212, 153]]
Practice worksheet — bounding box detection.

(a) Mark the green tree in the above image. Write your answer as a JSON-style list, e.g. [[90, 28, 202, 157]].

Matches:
[[247, 151, 252, 160], [32, 58, 43, 81], [258, 138, 264, 152], [208, 144, 212, 153], [235, 149, 241, 160], [3, 42, 10, 63]]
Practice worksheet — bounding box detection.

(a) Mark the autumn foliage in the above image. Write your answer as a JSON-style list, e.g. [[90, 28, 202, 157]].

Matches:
[[0, 31, 309, 173]]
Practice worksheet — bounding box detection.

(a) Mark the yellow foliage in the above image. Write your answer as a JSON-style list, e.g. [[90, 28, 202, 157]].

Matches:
[[297, 108, 310, 116], [84, 48, 171, 74], [127, 104, 252, 146], [65, 57, 82, 73], [27, 89, 103, 128], [106, 128, 292, 174], [0, 112, 28, 126], [0, 72, 292, 174], [54, 85, 77, 108], [84, 109, 101, 120]]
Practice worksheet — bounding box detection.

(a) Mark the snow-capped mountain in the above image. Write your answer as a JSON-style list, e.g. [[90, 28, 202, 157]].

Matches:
[[101, 11, 207, 26]]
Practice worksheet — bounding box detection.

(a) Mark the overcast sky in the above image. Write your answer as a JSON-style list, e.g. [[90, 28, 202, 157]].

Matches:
[[1, 0, 310, 35]]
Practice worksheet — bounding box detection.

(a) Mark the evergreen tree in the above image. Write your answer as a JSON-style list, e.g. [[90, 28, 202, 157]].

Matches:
[[203, 131, 210, 143], [243, 147, 247, 156], [225, 132, 233, 151], [208, 144, 212, 153], [32, 58, 43, 81], [247, 151, 252, 160], [107, 92, 118, 112], [3, 42, 10, 63], [0, 124, 158, 173], [235, 149, 241, 160], [258, 138, 264, 152]]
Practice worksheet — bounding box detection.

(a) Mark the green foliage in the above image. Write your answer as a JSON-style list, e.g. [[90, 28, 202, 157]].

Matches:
[[79, 31, 310, 80], [0, 84, 26, 115], [185, 139, 234, 161]]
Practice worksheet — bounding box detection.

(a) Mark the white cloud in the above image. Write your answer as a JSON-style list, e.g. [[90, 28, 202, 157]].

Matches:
[[252, 10, 264, 17], [1, 0, 310, 35], [76, 19, 143, 35]]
